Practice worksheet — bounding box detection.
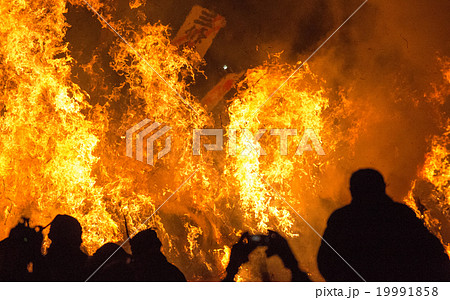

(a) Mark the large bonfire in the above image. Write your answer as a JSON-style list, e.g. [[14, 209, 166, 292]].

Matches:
[[0, 0, 448, 281]]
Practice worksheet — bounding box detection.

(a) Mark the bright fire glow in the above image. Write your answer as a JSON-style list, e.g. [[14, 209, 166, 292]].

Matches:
[[0, 0, 448, 281]]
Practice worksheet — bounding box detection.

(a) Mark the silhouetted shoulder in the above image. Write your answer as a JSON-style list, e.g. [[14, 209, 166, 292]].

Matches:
[[390, 201, 421, 218], [325, 205, 354, 224], [165, 261, 187, 282]]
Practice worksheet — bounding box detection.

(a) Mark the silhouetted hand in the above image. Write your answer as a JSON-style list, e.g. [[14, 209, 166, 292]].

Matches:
[[265, 230, 310, 281], [223, 232, 258, 281], [265, 231, 297, 269]]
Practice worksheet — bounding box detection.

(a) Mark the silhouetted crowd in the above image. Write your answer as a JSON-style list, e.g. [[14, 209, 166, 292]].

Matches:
[[1, 169, 449, 281]]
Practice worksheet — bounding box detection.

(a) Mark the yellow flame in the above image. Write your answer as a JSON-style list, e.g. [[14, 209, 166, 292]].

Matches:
[[225, 59, 330, 236]]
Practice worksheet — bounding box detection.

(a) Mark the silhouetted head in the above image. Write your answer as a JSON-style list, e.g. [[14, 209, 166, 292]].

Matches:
[[350, 169, 387, 204], [48, 214, 82, 248], [130, 229, 162, 257]]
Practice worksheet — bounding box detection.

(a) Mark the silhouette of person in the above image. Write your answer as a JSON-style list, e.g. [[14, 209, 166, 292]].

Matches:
[[0, 218, 44, 281], [40, 214, 88, 281], [223, 231, 310, 281], [317, 168, 450, 281], [87, 242, 134, 281], [130, 228, 186, 281]]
